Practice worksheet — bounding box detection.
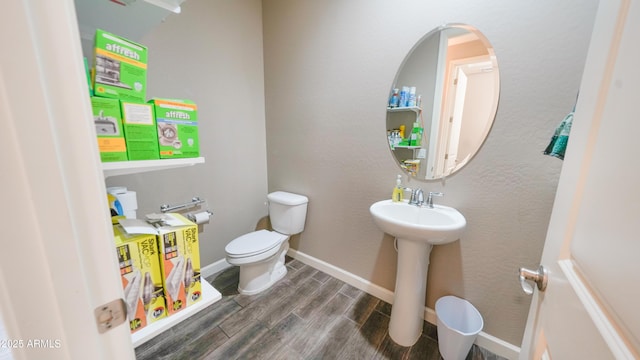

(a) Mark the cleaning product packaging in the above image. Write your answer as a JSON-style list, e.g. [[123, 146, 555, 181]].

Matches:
[[388, 88, 400, 108], [410, 122, 424, 147], [399, 86, 410, 107], [156, 214, 202, 315], [148, 98, 200, 159], [90, 97, 128, 162], [113, 224, 167, 333], [118, 214, 202, 316], [93, 29, 148, 102], [120, 101, 160, 160], [84, 57, 93, 96]]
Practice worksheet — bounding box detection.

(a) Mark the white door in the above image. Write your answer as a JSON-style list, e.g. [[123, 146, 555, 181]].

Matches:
[[520, 0, 640, 358], [1, 0, 134, 359], [443, 67, 466, 173]]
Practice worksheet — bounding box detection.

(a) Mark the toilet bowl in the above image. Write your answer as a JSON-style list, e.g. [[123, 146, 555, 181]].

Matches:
[[225, 191, 308, 295]]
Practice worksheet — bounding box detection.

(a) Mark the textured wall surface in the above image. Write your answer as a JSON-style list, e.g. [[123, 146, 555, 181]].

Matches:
[[262, 0, 599, 345], [105, 0, 269, 266]]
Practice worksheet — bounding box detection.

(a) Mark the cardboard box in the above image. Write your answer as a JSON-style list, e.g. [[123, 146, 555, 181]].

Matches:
[[93, 29, 147, 102], [90, 97, 127, 162], [120, 102, 160, 160], [113, 225, 167, 333], [84, 57, 93, 96], [118, 214, 202, 316], [149, 98, 200, 159], [155, 214, 202, 315]]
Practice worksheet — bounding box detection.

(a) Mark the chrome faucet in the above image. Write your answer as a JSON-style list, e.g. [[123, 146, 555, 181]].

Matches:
[[408, 188, 443, 208], [409, 188, 424, 206], [426, 192, 443, 208]]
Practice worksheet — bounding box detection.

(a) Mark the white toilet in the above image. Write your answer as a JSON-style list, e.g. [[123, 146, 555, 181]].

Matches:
[[224, 191, 309, 295]]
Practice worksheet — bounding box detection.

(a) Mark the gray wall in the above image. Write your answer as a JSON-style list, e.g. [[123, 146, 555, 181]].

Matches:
[[106, 0, 269, 268], [263, 0, 599, 345]]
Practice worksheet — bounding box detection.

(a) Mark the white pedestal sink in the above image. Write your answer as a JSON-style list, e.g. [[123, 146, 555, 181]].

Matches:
[[369, 199, 466, 346]]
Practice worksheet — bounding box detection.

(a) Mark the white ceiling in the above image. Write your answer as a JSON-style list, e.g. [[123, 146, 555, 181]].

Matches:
[[74, 0, 180, 44]]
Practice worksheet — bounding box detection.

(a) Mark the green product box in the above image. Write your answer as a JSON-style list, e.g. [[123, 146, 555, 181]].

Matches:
[[84, 57, 93, 96], [149, 98, 200, 159], [90, 97, 127, 162], [93, 29, 148, 102], [121, 102, 160, 161]]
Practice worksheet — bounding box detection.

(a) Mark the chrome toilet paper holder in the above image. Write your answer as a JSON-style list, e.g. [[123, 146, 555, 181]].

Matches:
[[160, 197, 205, 213], [160, 197, 213, 220]]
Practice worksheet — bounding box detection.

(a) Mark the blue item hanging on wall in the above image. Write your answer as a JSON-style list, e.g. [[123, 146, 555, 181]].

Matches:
[[543, 111, 574, 160]]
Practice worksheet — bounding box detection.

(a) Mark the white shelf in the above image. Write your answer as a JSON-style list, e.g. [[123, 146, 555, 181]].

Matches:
[[102, 157, 205, 178], [393, 145, 422, 149], [102, 156, 216, 348], [132, 280, 222, 347], [387, 106, 422, 114]]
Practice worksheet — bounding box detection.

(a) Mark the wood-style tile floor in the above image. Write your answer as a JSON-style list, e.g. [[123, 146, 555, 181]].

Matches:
[[136, 257, 506, 360]]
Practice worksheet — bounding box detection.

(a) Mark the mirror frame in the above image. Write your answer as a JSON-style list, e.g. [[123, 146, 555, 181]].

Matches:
[[387, 23, 500, 181]]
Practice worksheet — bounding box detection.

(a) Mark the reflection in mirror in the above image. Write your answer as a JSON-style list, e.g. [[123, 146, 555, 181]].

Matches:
[[387, 24, 499, 180]]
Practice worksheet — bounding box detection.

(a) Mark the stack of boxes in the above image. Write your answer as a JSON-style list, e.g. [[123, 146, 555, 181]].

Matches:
[[113, 214, 202, 333], [88, 29, 200, 162], [90, 30, 204, 333]]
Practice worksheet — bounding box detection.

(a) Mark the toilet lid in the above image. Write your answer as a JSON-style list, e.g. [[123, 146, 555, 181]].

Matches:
[[225, 230, 287, 257]]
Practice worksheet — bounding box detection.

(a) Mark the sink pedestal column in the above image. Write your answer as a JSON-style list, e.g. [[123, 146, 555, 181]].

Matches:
[[389, 238, 433, 347]]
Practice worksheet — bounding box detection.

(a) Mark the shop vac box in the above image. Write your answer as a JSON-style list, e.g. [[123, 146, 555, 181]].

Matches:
[[113, 224, 167, 333], [155, 214, 202, 315], [90, 97, 127, 162], [149, 98, 200, 159], [118, 214, 202, 317], [120, 101, 160, 161], [93, 29, 147, 102]]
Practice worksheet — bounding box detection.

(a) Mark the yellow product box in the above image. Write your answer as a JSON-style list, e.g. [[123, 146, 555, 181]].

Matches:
[[113, 224, 167, 333], [155, 213, 202, 315], [118, 214, 202, 316]]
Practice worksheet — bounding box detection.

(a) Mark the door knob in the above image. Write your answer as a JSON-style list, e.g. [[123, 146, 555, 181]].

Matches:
[[519, 265, 548, 295]]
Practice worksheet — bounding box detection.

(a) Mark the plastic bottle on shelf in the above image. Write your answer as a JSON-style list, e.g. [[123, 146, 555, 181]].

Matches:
[[388, 88, 400, 108], [399, 86, 410, 107], [408, 87, 417, 107]]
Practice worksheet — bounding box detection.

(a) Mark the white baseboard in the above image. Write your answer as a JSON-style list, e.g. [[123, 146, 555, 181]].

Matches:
[[287, 248, 520, 360], [201, 258, 232, 279]]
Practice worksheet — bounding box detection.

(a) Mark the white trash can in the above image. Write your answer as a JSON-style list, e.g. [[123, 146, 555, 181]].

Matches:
[[435, 295, 484, 360]]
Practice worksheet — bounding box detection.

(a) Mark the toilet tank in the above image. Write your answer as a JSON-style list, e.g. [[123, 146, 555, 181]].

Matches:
[[267, 191, 309, 235]]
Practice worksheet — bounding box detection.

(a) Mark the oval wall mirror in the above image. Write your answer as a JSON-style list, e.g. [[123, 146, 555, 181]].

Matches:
[[387, 24, 499, 180]]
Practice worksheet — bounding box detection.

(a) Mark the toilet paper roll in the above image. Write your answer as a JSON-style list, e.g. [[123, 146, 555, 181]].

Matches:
[[111, 190, 137, 219], [189, 211, 210, 225], [107, 186, 127, 195]]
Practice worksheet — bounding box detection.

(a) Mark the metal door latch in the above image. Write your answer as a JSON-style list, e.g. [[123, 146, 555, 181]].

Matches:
[[519, 265, 548, 295], [94, 299, 127, 333]]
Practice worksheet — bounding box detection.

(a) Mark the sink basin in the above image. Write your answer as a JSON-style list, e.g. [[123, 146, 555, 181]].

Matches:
[[369, 199, 466, 346], [369, 199, 466, 244]]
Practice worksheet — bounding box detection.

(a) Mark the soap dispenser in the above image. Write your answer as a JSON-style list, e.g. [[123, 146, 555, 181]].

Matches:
[[392, 175, 404, 202]]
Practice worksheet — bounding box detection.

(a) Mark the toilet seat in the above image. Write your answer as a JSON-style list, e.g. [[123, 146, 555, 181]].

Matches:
[[225, 229, 287, 259]]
